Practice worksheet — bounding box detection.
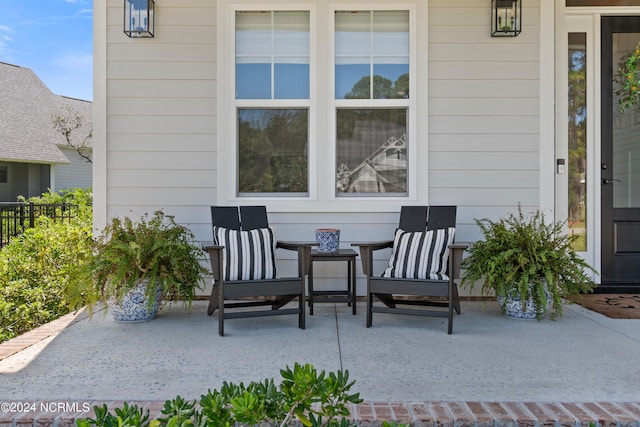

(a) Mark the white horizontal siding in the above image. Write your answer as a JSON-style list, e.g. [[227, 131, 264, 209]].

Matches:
[[430, 133, 539, 152], [428, 0, 541, 226], [107, 133, 215, 151], [429, 80, 539, 98], [109, 80, 216, 98], [107, 115, 215, 134], [107, 98, 216, 116]]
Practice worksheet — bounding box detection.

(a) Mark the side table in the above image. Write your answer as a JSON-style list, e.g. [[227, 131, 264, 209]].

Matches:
[[308, 248, 358, 315]]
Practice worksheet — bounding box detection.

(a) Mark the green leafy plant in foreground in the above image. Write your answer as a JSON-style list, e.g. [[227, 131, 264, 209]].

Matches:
[[78, 363, 363, 427], [78, 402, 151, 427]]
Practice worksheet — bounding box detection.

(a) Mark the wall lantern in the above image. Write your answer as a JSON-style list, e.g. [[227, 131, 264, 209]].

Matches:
[[491, 0, 521, 37], [124, 0, 155, 38]]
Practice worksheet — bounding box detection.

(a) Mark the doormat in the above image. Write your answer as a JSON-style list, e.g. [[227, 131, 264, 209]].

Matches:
[[576, 294, 640, 319]]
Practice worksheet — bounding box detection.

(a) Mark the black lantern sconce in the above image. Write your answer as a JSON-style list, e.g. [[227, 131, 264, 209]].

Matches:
[[124, 0, 155, 38], [491, 0, 521, 37]]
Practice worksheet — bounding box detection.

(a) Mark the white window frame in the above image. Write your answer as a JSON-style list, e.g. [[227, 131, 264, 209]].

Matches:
[[217, 0, 427, 211]]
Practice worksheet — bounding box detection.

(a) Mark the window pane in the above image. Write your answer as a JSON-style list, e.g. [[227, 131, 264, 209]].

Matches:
[[568, 33, 587, 251], [236, 64, 271, 99], [335, 10, 409, 100], [236, 11, 309, 100], [238, 109, 308, 194], [336, 64, 370, 99], [236, 12, 271, 99], [275, 63, 309, 99], [372, 11, 409, 99], [336, 108, 407, 195]]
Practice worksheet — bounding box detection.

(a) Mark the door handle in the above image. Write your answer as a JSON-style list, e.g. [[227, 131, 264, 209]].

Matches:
[[602, 178, 621, 185]]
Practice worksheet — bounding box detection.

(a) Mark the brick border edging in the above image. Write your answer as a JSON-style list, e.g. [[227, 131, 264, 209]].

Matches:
[[0, 309, 89, 362], [1, 400, 639, 427]]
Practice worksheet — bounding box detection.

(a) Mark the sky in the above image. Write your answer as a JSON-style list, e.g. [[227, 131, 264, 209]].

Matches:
[[0, 0, 93, 101]]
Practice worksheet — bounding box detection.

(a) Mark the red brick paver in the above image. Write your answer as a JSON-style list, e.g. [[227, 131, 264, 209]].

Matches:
[[3, 400, 639, 427]]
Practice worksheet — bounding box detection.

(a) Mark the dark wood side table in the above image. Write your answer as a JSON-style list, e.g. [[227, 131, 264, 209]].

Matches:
[[308, 248, 358, 315]]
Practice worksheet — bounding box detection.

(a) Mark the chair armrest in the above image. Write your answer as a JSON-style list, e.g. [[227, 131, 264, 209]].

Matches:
[[276, 240, 316, 251], [202, 243, 223, 251], [202, 243, 224, 281], [449, 242, 469, 250], [448, 242, 469, 280], [351, 240, 394, 251], [351, 240, 394, 276], [276, 241, 316, 277]]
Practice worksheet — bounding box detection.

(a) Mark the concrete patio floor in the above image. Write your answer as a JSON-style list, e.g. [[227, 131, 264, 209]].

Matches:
[[1, 299, 639, 425]]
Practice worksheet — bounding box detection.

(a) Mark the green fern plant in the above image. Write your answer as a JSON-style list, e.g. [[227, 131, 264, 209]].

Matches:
[[461, 205, 597, 319], [68, 210, 208, 313]]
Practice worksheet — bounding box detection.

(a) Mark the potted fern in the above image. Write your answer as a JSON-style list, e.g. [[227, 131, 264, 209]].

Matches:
[[75, 211, 208, 321], [461, 206, 596, 320]]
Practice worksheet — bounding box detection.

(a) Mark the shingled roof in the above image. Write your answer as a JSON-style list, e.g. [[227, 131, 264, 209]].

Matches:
[[0, 62, 92, 164]]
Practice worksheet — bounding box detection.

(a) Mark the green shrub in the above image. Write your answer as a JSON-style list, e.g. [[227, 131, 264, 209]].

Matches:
[[79, 363, 363, 427], [0, 188, 92, 343]]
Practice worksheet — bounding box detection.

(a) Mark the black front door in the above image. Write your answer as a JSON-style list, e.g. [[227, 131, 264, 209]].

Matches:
[[601, 16, 640, 290]]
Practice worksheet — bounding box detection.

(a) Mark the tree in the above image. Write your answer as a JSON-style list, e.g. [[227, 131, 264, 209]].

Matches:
[[52, 105, 93, 163]]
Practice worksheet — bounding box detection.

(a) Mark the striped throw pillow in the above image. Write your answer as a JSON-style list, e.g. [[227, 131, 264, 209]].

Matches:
[[213, 226, 277, 281], [382, 227, 455, 280]]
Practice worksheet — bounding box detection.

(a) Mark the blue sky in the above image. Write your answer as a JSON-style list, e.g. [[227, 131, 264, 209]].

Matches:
[[0, 0, 93, 101]]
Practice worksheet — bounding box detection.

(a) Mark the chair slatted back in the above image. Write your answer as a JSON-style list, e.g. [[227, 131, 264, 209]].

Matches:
[[239, 206, 269, 230], [398, 206, 429, 231], [211, 206, 269, 237], [398, 206, 457, 231], [211, 206, 241, 230], [426, 206, 457, 230]]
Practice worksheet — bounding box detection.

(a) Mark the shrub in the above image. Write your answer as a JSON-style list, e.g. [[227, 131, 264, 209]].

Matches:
[[79, 363, 363, 427], [0, 189, 92, 343]]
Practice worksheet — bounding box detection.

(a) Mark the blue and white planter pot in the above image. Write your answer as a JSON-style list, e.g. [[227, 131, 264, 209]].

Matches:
[[109, 281, 161, 322], [497, 290, 550, 320], [315, 228, 340, 252]]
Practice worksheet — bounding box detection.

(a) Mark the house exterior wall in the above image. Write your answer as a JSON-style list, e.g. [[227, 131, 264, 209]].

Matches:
[[95, 0, 548, 289], [0, 162, 52, 202], [54, 147, 93, 191]]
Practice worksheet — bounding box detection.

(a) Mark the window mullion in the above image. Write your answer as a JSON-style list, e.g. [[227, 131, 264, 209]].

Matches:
[[271, 11, 275, 100]]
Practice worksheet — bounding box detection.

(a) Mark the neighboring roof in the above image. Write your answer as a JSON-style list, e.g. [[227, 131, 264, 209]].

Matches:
[[0, 62, 92, 164]]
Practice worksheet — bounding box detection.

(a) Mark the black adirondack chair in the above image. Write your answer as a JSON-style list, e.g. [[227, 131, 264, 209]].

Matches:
[[203, 206, 309, 336], [352, 206, 468, 334]]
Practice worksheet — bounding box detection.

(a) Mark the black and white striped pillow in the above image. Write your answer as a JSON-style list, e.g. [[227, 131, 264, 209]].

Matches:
[[382, 227, 455, 280], [213, 226, 277, 281]]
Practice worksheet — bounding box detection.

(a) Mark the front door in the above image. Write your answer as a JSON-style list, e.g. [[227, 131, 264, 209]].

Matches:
[[601, 16, 640, 290]]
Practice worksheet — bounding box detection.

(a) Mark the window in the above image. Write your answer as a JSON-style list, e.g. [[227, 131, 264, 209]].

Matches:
[[0, 166, 7, 184], [224, 3, 420, 201], [235, 11, 310, 195], [334, 10, 409, 195], [568, 33, 587, 251]]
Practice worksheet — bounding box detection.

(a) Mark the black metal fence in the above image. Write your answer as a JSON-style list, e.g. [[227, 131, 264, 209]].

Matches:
[[0, 202, 78, 248]]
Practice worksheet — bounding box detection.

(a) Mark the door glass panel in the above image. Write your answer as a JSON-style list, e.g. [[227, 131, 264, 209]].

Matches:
[[612, 33, 640, 208], [568, 33, 587, 251]]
